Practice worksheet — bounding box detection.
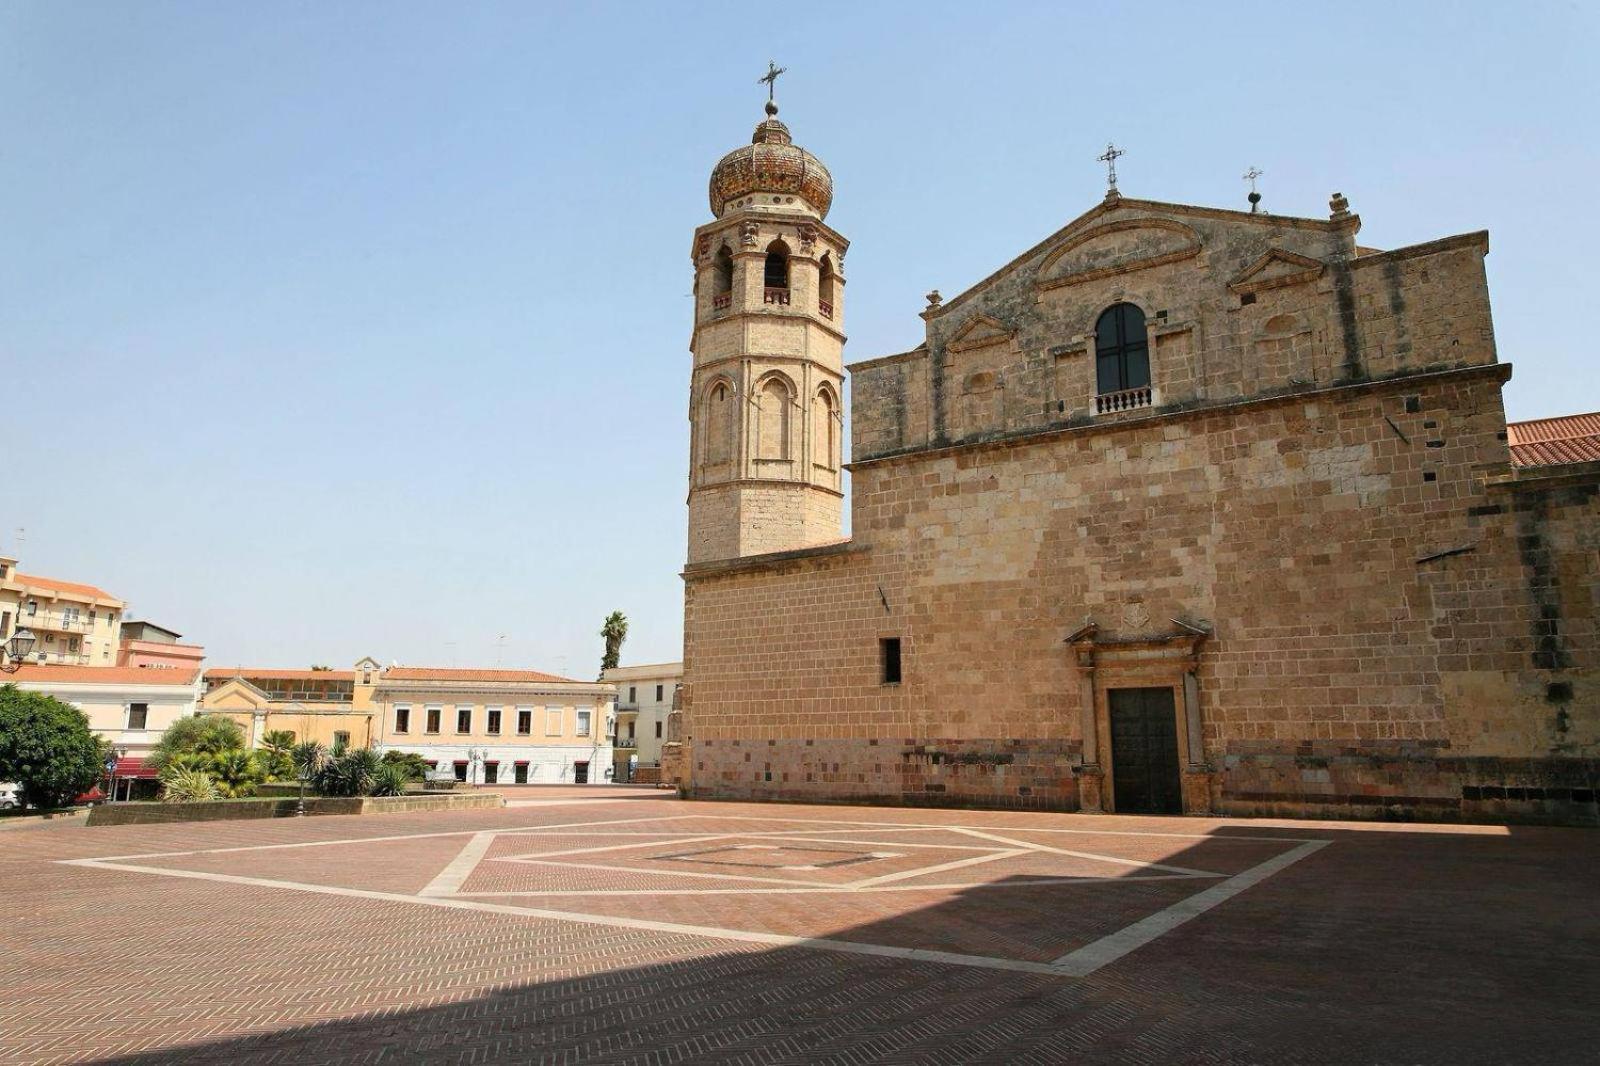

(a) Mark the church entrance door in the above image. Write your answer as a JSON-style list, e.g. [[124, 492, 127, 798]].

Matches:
[[1109, 687, 1182, 815]]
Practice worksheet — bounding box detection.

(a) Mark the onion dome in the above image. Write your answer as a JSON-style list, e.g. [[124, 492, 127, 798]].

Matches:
[[708, 101, 834, 220]]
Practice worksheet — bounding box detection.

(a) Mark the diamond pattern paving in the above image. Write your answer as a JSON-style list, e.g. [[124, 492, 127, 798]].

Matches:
[[2, 789, 1596, 1064]]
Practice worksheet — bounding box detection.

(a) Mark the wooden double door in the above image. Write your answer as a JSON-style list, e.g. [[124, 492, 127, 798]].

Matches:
[[1109, 687, 1183, 815]]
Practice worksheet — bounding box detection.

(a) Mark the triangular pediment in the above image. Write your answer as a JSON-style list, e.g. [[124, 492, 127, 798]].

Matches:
[[1035, 217, 1202, 291], [204, 677, 272, 709], [947, 314, 1017, 353], [1228, 248, 1325, 294]]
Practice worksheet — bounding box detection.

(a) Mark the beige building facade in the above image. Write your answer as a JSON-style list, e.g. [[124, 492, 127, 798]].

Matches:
[[373, 668, 616, 785], [199, 660, 380, 750], [673, 102, 1599, 825], [602, 661, 682, 780], [0, 558, 125, 667]]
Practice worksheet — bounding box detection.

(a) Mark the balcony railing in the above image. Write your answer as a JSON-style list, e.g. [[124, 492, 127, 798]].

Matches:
[[613, 737, 638, 749], [1095, 385, 1153, 415], [31, 651, 91, 666], [712, 292, 731, 312], [763, 287, 791, 306], [23, 612, 93, 633], [818, 299, 834, 320]]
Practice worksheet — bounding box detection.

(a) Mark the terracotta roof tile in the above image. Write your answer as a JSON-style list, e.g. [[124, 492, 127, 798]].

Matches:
[[203, 668, 357, 682], [382, 667, 584, 684], [6, 664, 199, 686], [12, 573, 122, 603], [1506, 412, 1600, 468]]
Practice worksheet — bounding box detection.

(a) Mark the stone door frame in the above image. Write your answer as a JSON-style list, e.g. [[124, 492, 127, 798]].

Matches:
[[1066, 620, 1210, 814]]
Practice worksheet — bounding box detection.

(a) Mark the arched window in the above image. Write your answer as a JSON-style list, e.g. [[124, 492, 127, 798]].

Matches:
[[764, 239, 790, 291], [1094, 303, 1150, 395], [713, 246, 733, 297], [705, 380, 733, 466], [813, 386, 838, 470], [757, 375, 792, 460], [818, 254, 836, 318]]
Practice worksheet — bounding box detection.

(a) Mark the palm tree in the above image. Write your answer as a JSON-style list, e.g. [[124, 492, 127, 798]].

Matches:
[[291, 741, 329, 817], [599, 611, 629, 675]]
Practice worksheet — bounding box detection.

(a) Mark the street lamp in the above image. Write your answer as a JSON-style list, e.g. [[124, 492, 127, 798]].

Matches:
[[1, 627, 37, 672], [105, 745, 128, 803]]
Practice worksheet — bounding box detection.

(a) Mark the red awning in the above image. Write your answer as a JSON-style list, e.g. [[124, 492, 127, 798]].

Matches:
[[111, 758, 159, 779]]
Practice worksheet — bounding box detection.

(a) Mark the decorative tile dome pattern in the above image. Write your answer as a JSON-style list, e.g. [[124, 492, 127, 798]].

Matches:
[[708, 103, 833, 220]]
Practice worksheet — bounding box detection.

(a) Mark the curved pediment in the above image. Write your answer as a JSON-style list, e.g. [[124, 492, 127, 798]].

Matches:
[[1036, 218, 1202, 292]]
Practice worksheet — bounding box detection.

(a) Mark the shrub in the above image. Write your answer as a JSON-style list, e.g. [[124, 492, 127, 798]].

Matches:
[[0, 686, 109, 809], [380, 750, 431, 781], [369, 763, 412, 797], [209, 749, 263, 798], [160, 767, 222, 803], [291, 741, 329, 782], [317, 747, 381, 797], [257, 730, 296, 780], [148, 715, 245, 771]]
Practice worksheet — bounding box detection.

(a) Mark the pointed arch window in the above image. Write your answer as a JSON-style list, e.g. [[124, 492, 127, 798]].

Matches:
[[763, 239, 791, 304], [818, 253, 837, 319], [712, 246, 733, 312], [813, 385, 838, 471], [705, 380, 734, 467], [1095, 303, 1150, 395], [757, 375, 793, 461]]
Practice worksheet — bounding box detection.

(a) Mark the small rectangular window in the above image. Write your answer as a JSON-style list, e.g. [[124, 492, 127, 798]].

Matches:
[[426, 706, 442, 734], [516, 708, 532, 735], [628, 686, 636, 703], [394, 707, 410, 733], [655, 684, 664, 702], [577, 709, 592, 737], [127, 703, 149, 730], [486, 707, 502, 734], [546, 706, 563, 736], [332, 731, 350, 753], [456, 707, 472, 734], [880, 638, 902, 685], [655, 720, 662, 739]]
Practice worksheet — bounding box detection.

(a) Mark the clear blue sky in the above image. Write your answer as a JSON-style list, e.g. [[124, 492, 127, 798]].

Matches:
[[5, 1, 1596, 673]]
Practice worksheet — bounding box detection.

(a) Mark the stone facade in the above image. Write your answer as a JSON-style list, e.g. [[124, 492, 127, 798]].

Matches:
[[678, 134, 1599, 824]]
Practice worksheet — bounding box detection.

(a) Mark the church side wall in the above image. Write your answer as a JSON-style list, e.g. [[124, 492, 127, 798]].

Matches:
[[683, 365, 1600, 823]]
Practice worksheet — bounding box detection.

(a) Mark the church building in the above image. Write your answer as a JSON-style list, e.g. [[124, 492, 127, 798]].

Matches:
[[668, 91, 1599, 824]]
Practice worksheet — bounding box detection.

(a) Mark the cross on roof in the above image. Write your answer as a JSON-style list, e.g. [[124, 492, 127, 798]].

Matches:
[[1097, 143, 1125, 191], [759, 61, 787, 103], [1243, 166, 1263, 193]]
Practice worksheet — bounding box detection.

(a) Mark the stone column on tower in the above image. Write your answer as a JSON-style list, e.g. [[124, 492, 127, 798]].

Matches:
[[685, 92, 849, 565]]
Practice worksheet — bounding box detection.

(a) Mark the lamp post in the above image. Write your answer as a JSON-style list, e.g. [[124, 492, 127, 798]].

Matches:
[[1, 627, 37, 672], [466, 747, 486, 788], [104, 745, 127, 803]]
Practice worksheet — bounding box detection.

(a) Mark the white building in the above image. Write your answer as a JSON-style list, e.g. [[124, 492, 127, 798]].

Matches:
[[602, 662, 682, 781], [5, 664, 203, 799], [373, 667, 616, 785]]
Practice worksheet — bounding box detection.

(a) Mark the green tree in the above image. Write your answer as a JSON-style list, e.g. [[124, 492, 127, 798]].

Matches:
[[0, 686, 109, 809], [257, 730, 296, 780], [147, 715, 245, 771], [380, 750, 432, 781], [208, 749, 262, 798], [317, 747, 381, 797], [599, 610, 629, 675]]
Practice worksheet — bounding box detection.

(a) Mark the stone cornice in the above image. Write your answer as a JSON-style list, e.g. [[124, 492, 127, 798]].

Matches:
[[693, 310, 847, 345], [1351, 230, 1489, 266], [682, 539, 864, 582], [846, 362, 1515, 470], [692, 211, 851, 255], [847, 347, 926, 374]]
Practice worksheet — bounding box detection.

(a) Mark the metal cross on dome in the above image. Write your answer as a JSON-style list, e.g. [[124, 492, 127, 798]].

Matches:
[[759, 61, 787, 102], [1243, 166, 1263, 193], [1098, 143, 1125, 191]]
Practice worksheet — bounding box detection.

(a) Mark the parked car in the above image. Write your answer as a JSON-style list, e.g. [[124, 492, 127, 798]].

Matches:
[[0, 783, 20, 810]]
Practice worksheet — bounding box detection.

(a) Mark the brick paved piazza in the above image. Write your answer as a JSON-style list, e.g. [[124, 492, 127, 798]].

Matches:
[[3, 789, 1597, 1065]]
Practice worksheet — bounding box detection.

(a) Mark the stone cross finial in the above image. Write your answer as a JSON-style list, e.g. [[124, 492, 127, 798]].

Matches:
[[1097, 143, 1125, 192], [925, 289, 942, 310]]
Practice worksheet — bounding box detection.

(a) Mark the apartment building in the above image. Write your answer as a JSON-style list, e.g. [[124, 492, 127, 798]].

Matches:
[[0, 557, 125, 666], [117, 621, 206, 671], [601, 662, 681, 781], [373, 667, 616, 785]]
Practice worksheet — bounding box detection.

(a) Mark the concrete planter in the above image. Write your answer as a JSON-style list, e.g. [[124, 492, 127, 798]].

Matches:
[[85, 791, 503, 826]]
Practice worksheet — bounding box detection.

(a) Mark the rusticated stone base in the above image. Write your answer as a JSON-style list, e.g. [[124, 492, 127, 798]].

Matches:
[[688, 737, 1084, 811], [1212, 742, 1600, 826]]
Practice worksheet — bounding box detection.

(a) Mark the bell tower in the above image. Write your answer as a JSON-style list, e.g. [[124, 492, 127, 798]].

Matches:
[[686, 82, 848, 564]]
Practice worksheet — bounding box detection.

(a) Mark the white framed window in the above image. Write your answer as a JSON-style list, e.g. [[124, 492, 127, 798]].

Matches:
[[576, 709, 592, 737], [545, 706, 563, 736], [127, 703, 149, 730], [455, 706, 473, 734], [486, 706, 502, 734], [516, 707, 533, 735], [425, 705, 442, 734], [394, 705, 411, 733]]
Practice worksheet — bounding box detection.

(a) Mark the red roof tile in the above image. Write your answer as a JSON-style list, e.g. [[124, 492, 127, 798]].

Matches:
[[382, 667, 583, 684], [1506, 412, 1600, 468], [6, 665, 199, 686], [12, 573, 122, 603], [203, 668, 357, 682]]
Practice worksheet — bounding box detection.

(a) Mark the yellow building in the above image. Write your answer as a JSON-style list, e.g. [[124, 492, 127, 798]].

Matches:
[[199, 658, 381, 750], [0, 557, 125, 667]]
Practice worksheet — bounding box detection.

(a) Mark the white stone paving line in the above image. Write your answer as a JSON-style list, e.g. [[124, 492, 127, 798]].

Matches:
[[1049, 839, 1334, 975], [951, 827, 1218, 878]]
